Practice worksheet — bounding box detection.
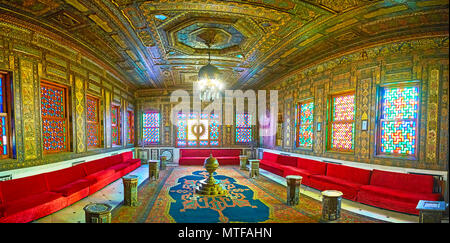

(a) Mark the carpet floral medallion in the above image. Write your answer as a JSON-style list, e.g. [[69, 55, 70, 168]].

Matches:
[[168, 170, 270, 223], [111, 166, 384, 223]]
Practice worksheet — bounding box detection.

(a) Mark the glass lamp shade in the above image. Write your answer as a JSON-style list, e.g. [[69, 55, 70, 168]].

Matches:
[[198, 63, 221, 82]]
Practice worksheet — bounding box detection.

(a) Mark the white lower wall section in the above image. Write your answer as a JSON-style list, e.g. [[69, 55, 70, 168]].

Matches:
[[0, 148, 135, 180]]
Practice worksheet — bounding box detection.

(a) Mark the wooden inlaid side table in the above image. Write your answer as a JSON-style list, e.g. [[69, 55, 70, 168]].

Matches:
[[148, 160, 159, 181], [416, 200, 447, 223], [160, 156, 167, 170], [83, 203, 112, 223], [122, 175, 139, 207], [249, 159, 260, 179], [286, 175, 302, 206], [320, 190, 343, 223], [239, 155, 248, 170]]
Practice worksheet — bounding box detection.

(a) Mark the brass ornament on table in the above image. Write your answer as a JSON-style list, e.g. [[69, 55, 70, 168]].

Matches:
[[195, 154, 228, 196]]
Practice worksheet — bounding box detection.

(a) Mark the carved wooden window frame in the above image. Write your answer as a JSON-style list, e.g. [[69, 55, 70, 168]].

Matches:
[[111, 104, 121, 146], [375, 82, 420, 159], [295, 99, 314, 149], [0, 71, 13, 159], [86, 95, 101, 149], [326, 91, 355, 153], [176, 112, 221, 147], [40, 80, 70, 154], [143, 111, 160, 145], [127, 109, 135, 145]]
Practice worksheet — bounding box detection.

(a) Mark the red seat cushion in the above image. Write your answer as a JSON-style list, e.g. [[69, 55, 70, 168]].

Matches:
[[278, 155, 297, 167], [282, 167, 313, 185], [85, 169, 115, 183], [260, 160, 284, 176], [44, 164, 87, 191], [309, 175, 363, 200], [215, 157, 240, 165], [2, 192, 64, 216], [52, 179, 90, 196], [127, 158, 141, 165], [359, 185, 441, 204], [0, 174, 49, 203], [110, 163, 129, 172]]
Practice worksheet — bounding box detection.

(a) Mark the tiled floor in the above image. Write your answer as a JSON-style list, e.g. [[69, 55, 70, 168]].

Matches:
[[34, 164, 419, 223]]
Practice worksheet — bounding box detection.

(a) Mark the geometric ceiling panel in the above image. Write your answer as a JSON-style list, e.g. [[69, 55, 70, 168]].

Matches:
[[1, 0, 447, 92]]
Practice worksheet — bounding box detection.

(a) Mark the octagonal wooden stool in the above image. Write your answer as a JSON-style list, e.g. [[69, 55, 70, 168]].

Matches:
[[239, 155, 248, 170], [122, 175, 139, 207], [148, 160, 160, 181], [286, 175, 302, 206], [320, 190, 343, 223], [249, 159, 260, 179], [160, 156, 167, 170], [83, 203, 112, 223]]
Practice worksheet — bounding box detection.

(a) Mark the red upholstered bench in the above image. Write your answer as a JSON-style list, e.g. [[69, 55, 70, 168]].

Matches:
[[0, 151, 141, 223], [357, 169, 441, 215], [259, 152, 285, 176], [308, 163, 371, 200], [43, 164, 90, 206], [178, 149, 241, 165], [283, 158, 327, 186], [0, 174, 67, 223]]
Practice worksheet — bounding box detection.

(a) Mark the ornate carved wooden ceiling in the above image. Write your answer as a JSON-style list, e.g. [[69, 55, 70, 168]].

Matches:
[[0, 0, 448, 93]]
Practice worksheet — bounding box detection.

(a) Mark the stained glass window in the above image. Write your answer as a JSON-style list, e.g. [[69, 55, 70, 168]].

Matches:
[[177, 112, 220, 147], [127, 110, 134, 145], [329, 92, 355, 151], [41, 82, 69, 153], [378, 86, 419, 156], [111, 104, 121, 146], [296, 101, 314, 148], [86, 96, 100, 148], [143, 112, 160, 144], [236, 113, 252, 143], [0, 73, 11, 158]]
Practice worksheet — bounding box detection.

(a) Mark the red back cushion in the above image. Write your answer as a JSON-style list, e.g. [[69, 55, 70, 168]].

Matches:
[[0, 174, 49, 202], [110, 154, 124, 165], [45, 164, 87, 190], [278, 155, 297, 167], [211, 149, 241, 157], [262, 152, 279, 162], [83, 158, 111, 174], [370, 169, 435, 194], [299, 158, 327, 175], [326, 163, 371, 185], [121, 151, 133, 162], [296, 158, 310, 170], [181, 149, 211, 157]]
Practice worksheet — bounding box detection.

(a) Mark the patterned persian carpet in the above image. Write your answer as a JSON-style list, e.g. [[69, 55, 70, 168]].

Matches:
[[111, 166, 383, 223]]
